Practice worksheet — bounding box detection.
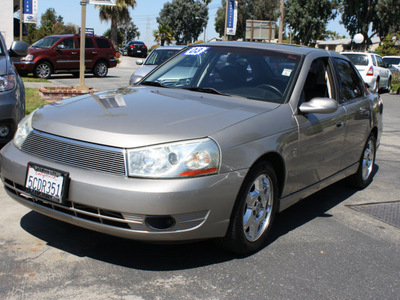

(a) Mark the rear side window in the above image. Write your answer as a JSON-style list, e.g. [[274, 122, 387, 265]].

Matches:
[[77, 38, 94, 49], [333, 58, 365, 102], [96, 38, 111, 49]]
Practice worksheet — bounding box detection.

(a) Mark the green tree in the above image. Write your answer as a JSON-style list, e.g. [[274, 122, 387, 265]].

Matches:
[[157, 0, 208, 45], [120, 21, 140, 45], [375, 33, 400, 56], [375, 0, 400, 40], [97, 0, 136, 48], [214, 0, 279, 40], [154, 25, 175, 46], [285, 0, 339, 45], [340, 0, 377, 47]]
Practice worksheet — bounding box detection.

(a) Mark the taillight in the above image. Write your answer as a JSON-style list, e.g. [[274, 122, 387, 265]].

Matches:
[[143, 46, 147, 49], [366, 66, 374, 76], [113, 50, 116, 57], [129, 45, 134, 48]]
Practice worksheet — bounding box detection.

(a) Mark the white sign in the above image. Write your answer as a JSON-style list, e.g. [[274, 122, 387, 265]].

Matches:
[[23, 0, 38, 24], [88, 0, 117, 5]]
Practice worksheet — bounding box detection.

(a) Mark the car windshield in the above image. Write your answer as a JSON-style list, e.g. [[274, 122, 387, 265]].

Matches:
[[343, 54, 369, 66], [142, 46, 300, 104], [32, 37, 60, 49], [383, 57, 400, 65], [0, 42, 4, 56], [144, 49, 181, 65]]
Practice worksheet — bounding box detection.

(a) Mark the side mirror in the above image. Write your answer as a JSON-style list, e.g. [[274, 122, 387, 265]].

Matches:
[[136, 59, 144, 65], [55, 44, 65, 50], [9, 40, 28, 57], [299, 98, 338, 114]]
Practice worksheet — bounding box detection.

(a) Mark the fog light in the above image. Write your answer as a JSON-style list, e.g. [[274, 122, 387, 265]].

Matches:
[[145, 216, 175, 230], [0, 125, 10, 138]]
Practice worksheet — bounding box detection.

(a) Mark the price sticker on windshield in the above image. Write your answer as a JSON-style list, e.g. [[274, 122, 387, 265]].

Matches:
[[183, 47, 210, 56]]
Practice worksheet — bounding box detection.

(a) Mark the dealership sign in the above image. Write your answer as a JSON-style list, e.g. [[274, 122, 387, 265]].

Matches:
[[23, 0, 38, 24], [226, 0, 238, 36]]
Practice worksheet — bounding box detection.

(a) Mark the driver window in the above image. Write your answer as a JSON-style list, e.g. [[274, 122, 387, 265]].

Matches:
[[302, 58, 333, 103]]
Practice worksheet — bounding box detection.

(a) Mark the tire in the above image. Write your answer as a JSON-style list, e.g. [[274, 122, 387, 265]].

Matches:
[[386, 77, 392, 93], [220, 161, 278, 255], [93, 61, 108, 77], [346, 134, 376, 189], [34, 61, 52, 79]]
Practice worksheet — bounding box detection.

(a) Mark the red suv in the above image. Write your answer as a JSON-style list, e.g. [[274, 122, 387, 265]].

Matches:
[[14, 34, 118, 78]]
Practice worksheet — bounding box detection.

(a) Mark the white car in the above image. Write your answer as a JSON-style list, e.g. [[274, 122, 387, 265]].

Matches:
[[383, 56, 400, 73], [129, 46, 184, 85], [341, 52, 392, 92]]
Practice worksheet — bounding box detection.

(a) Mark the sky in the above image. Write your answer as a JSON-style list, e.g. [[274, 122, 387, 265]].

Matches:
[[32, 0, 348, 47]]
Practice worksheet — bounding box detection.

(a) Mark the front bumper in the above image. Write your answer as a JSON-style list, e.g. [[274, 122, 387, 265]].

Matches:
[[0, 88, 23, 144], [13, 61, 35, 72], [0, 142, 246, 242]]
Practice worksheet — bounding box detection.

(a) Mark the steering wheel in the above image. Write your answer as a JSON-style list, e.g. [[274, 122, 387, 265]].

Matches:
[[257, 84, 283, 97]]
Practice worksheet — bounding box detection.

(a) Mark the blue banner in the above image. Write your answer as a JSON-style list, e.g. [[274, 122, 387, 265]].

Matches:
[[23, 0, 38, 24], [226, 0, 238, 36]]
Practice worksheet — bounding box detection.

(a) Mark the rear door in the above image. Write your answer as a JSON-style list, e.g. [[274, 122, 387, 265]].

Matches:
[[332, 57, 372, 169]]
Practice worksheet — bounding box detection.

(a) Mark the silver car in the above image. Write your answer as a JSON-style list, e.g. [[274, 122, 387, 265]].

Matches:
[[129, 46, 184, 85], [0, 33, 28, 147], [0, 42, 383, 254]]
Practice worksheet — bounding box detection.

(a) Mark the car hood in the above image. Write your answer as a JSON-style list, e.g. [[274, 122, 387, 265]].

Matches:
[[31, 86, 278, 148], [134, 65, 156, 78]]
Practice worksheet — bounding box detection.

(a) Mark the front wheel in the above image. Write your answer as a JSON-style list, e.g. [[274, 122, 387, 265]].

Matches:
[[347, 134, 376, 189], [93, 61, 108, 77], [220, 161, 278, 255], [34, 62, 52, 79]]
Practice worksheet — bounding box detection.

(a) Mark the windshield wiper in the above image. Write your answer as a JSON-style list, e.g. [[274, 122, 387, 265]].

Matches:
[[182, 87, 229, 96], [141, 81, 169, 88]]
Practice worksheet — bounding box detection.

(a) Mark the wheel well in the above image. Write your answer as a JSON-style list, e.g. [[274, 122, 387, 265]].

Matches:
[[35, 59, 53, 70], [371, 126, 378, 140], [94, 59, 109, 67], [251, 152, 285, 199]]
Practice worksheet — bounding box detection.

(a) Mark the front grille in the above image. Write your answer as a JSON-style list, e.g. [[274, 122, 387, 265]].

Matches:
[[21, 130, 126, 175]]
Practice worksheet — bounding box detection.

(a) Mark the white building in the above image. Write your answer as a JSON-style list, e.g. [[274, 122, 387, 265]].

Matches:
[[0, 0, 20, 48]]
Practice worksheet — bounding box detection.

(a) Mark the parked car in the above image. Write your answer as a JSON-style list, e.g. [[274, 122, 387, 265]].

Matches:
[[0, 32, 28, 147], [1, 42, 383, 255], [129, 45, 184, 85], [14, 34, 118, 79], [383, 56, 400, 73], [341, 51, 392, 92], [125, 41, 147, 57]]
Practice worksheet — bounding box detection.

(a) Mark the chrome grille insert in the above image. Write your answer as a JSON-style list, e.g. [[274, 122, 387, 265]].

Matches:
[[21, 130, 126, 175]]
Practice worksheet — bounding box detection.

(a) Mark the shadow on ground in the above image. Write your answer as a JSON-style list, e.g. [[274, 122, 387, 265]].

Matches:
[[20, 169, 377, 271]]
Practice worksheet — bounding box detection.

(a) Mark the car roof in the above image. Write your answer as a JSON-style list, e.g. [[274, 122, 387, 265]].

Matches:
[[153, 46, 185, 51], [41, 34, 107, 39], [199, 41, 337, 57]]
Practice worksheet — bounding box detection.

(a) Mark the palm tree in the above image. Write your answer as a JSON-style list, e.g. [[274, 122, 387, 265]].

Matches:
[[97, 0, 136, 48], [154, 25, 175, 46]]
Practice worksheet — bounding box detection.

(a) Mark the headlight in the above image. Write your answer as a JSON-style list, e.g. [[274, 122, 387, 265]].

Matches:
[[0, 74, 16, 92], [22, 54, 33, 61], [127, 138, 220, 178], [13, 113, 34, 149]]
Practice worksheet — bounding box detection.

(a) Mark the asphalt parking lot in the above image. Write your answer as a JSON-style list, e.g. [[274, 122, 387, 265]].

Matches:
[[1, 70, 399, 298]]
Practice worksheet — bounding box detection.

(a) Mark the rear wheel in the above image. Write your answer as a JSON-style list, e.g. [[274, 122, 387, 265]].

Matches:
[[220, 161, 278, 255], [93, 61, 108, 77], [347, 134, 376, 189], [34, 62, 52, 79]]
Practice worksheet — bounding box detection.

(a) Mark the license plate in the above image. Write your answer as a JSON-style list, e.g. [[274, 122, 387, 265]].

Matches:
[[25, 163, 69, 204], [137, 50, 141, 53]]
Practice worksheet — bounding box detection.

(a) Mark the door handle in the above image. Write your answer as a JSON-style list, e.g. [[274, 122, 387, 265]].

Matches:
[[71, 52, 77, 54], [92, 51, 97, 54]]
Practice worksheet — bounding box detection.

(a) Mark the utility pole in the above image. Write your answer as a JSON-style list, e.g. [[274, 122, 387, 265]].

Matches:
[[19, 0, 23, 41], [76, 0, 89, 91], [278, 0, 284, 43]]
